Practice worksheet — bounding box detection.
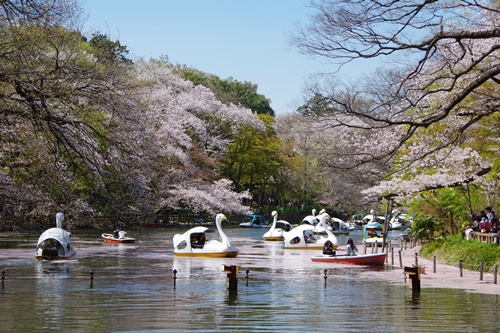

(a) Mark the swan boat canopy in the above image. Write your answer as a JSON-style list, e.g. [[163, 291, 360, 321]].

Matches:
[[283, 213, 339, 250], [102, 231, 136, 244], [314, 217, 351, 236], [35, 212, 76, 260], [301, 209, 319, 226], [173, 213, 239, 258], [263, 211, 293, 241], [363, 210, 386, 230]]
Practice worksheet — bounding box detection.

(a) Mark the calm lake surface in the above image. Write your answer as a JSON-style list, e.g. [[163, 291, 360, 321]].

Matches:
[[0, 226, 498, 333]]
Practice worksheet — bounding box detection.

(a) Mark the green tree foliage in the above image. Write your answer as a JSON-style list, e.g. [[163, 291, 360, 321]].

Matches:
[[173, 65, 275, 116], [0, 0, 138, 216], [296, 93, 332, 117], [410, 215, 444, 242], [220, 114, 283, 208], [86, 32, 133, 65]]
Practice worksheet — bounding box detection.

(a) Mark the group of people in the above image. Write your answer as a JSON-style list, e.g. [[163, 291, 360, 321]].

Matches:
[[471, 206, 498, 233], [323, 238, 358, 256]]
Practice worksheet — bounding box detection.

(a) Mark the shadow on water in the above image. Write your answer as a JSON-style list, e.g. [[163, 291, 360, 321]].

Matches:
[[0, 228, 498, 332]]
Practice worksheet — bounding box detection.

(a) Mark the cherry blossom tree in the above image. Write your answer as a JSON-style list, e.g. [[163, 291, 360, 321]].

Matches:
[[291, 0, 500, 210], [129, 58, 264, 215]]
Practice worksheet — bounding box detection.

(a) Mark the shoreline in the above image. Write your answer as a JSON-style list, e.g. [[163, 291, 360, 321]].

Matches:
[[366, 243, 500, 295]]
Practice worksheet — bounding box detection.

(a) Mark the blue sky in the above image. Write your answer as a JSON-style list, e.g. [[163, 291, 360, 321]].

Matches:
[[82, 0, 363, 115]]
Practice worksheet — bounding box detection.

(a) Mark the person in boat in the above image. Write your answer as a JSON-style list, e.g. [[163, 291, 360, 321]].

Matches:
[[346, 238, 358, 256], [191, 233, 206, 248], [367, 228, 378, 238], [323, 240, 335, 255], [113, 227, 120, 239]]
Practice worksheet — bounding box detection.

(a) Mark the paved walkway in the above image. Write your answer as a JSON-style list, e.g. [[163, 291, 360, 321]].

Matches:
[[365, 242, 500, 295]]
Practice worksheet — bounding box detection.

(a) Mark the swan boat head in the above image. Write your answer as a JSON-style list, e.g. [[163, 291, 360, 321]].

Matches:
[[263, 211, 285, 241]]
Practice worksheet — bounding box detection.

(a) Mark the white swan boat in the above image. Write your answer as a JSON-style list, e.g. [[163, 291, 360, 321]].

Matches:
[[284, 213, 339, 250], [263, 211, 292, 241], [173, 213, 239, 257], [389, 209, 412, 230], [35, 212, 76, 260]]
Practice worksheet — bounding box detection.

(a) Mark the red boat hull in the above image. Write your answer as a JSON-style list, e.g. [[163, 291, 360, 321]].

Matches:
[[311, 253, 386, 265], [103, 238, 136, 244]]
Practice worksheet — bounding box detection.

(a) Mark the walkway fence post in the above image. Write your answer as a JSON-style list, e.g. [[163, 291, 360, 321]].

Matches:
[[399, 250, 402, 268], [480, 262, 484, 281], [459, 260, 463, 277], [433, 255, 436, 273], [494, 265, 498, 285]]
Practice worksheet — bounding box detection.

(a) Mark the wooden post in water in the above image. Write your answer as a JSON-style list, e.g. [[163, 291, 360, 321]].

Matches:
[[173, 269, 177, 287], [415, 252, 418, 266], [224, 265, 239, 291], [404, 266, 421, 291], [1, 270, 4, 287], [323, 269, 328, 287], [89, 270, 94, 288], [245, 269, 249, 286]]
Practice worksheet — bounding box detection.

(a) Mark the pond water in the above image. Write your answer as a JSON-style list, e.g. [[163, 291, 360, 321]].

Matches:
[[0, 226, 498, 332]]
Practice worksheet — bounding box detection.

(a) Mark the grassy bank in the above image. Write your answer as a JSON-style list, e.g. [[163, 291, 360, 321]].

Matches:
[[420, 234, 500, 273]]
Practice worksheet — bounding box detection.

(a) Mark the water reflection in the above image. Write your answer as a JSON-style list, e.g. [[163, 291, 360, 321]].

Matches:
[[0, 228, 498, 332]]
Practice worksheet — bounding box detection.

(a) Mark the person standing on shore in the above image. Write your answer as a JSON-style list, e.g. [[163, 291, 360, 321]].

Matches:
[[486, 206, 496, 223]]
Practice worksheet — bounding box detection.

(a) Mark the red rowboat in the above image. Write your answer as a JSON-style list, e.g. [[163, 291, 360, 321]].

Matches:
[[311, 252, 386, 265], [102, 233, 136, 244]]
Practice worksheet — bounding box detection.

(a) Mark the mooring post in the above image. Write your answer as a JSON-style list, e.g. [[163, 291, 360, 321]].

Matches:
[[433, 255, 436, 273], [404, 266, 421, 291], [245, 269, 249, 286], [173, 269, 177, 287], [480, 262, 484, 281], [1, 270, 5, 286], [89, 270, 94, 288], [224, 265, 239, 291], [415, 252, 418, 266], [363, 242, 367, 255], [323, 269, 328, 287], [459, 260, 463, 277]]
